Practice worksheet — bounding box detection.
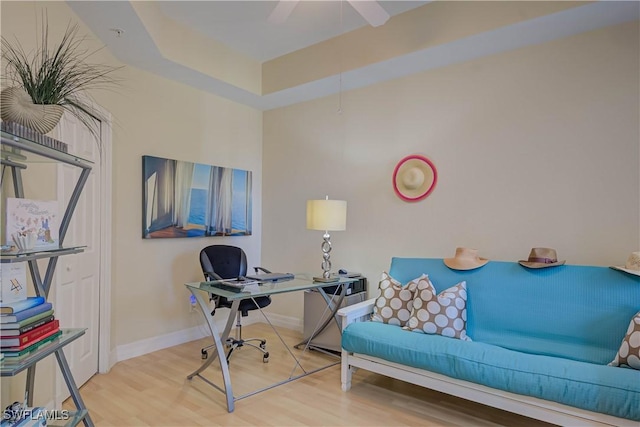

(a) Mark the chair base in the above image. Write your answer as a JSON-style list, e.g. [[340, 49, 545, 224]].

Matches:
[[201, 308, 270, 363], [226, 337, 269, 363], [201, 337, 269, 363]]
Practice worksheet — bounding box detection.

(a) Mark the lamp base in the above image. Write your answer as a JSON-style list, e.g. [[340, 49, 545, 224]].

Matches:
[[313, 275, 339, 283]]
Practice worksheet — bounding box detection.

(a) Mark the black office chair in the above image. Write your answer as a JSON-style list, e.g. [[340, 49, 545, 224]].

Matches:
[[199, 245, 271, 363]]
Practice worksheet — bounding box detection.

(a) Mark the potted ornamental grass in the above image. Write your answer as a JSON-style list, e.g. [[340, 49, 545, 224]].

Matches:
[[1, 18, 120, 137]]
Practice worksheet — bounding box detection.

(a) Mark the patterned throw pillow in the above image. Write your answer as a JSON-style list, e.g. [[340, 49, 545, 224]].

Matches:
[[371, 272, 422, 326], [609, 311, 640, 370], [405, 277, 470, 341]]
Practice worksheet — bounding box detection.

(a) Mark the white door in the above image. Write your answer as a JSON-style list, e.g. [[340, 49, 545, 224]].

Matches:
[[53, 114, 101, 396]]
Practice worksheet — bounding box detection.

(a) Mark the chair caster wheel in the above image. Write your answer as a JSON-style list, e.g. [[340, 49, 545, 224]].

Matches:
[[263, 352, 269, 363], [260, 341, 266, 349], [201, 350, 208, 360]]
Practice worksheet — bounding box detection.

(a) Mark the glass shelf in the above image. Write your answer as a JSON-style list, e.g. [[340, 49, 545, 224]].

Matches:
[[1, 130, 92, 169], [1, 329, 86, 376], [0, 246, 87, 263]]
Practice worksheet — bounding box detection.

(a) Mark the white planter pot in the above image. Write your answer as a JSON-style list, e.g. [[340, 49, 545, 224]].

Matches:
[[1, 87, 64, 135]]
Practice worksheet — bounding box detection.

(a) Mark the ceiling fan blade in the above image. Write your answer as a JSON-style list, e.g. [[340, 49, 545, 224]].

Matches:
[[348, 0, 390, 27], [268, 0, 300, 24]]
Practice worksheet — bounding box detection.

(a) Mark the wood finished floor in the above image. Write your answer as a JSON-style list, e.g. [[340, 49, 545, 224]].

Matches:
[[65, 324, 555, 426]]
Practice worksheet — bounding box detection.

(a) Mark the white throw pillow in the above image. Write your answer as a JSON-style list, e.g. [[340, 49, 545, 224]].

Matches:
[[371, 272, 423, 327], [405, 277, 470, 341], [609, 311, 640, 370]]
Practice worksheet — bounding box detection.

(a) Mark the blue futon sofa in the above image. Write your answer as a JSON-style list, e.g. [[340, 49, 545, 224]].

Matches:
[[339, 258, 640, 426]]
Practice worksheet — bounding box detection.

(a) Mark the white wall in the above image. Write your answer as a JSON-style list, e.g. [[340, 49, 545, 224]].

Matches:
[[262, 21, 640, 320]]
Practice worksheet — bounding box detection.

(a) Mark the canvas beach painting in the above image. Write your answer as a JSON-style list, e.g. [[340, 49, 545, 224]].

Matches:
[[5, 198, 59, 249], [142, 155, 252, 238]]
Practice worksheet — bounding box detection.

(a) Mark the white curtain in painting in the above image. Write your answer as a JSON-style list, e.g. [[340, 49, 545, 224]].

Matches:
[[245, 171, 252, 234], [204, 167, 214, 234], [205, 168, 218, 234], [173, 161, 195, 228], [150, 159, 176, 231], [204, 167, 233, 235], [217, 168, 233, 233], [145, 172, 157, 233]]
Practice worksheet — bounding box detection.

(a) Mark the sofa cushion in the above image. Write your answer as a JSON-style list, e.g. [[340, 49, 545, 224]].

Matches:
[[342, 321, 640, 421], [405, 278, 470, 341], [609, 311, 640, 370], [371, 272, 420, 326]]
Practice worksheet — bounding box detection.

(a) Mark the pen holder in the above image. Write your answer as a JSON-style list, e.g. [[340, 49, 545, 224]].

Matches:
[[12, 232, 37, 251]]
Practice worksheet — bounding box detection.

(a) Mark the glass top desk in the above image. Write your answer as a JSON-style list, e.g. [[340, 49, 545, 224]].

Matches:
[[185, 274, 359, 412]]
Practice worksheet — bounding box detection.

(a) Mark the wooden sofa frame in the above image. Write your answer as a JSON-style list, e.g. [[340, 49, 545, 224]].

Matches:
[[338, 299, 636, 427]]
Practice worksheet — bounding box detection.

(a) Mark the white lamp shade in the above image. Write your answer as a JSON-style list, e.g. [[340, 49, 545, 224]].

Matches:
[[306, 199, 347, 231]]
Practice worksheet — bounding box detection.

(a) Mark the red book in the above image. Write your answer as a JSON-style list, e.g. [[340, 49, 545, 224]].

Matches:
[[0, 320, 59, 348]]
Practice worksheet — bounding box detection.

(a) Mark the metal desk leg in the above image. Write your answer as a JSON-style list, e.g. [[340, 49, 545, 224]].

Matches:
[[54, 349, 94, 427], [186, 289, 239, 413], [294, 285, 347, 349], [317, 286, 347, 331]]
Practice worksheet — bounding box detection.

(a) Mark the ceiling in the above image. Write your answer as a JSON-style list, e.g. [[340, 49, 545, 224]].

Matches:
[[68, 1, 639, 111], [157, 1, 430, 62]]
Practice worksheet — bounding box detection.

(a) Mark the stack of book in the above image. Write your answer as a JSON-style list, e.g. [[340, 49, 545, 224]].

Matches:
[[1, 121, 69, 152], [1, 297, 60, 361]]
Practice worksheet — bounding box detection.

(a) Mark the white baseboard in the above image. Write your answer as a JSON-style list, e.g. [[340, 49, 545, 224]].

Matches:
[[107, 348, 118, 371], [115, 325, 210, 362], [113, 312, 302, 364]]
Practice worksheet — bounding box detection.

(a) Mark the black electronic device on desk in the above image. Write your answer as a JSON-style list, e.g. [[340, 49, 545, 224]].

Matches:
[[337, 268, 360, 277], [322, 271, 366, 296], [215, 277, 261, 290], [245, 272, 294, 282]]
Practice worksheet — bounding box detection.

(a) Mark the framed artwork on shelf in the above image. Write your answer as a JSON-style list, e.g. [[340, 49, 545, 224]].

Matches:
[[5, 198, 59, 249], [142, 155, 253, 239], [0, 263, 27, 303]]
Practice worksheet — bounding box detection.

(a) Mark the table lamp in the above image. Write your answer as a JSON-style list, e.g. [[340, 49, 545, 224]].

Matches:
[[306, 197, 347, 282]]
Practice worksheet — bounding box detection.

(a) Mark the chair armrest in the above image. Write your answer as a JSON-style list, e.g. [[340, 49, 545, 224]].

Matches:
[[203, 271, 223, 281], [253, 266, 272, 274], [337, 298, 375, 331]]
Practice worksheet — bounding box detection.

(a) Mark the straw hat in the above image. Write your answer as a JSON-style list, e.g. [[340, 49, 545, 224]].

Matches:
[[611, 252, 640, 277], [392, 155, 437, 202], [444, 247, 489, 270], [519, 248, 566, 269]]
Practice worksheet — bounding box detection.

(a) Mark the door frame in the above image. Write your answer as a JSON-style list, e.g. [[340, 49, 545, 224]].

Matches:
[[55, 112, 113, 376], [97, 114, 113, 373]]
